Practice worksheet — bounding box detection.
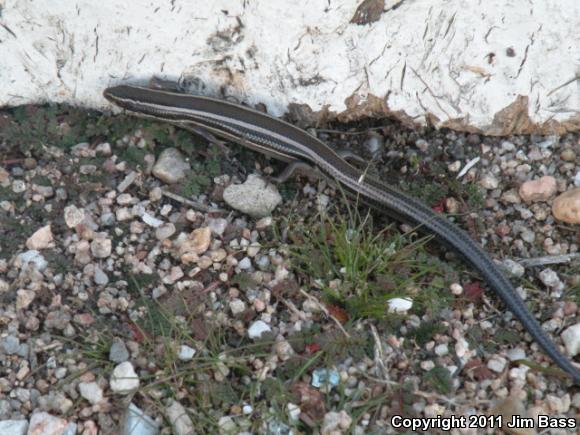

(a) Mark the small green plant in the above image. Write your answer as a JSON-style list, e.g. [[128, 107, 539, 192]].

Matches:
[[423, 366, 453, 394], [408, 321, 447, 346], [286, 198, 447, 319]]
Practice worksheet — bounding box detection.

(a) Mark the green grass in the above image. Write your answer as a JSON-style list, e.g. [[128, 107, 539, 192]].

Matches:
[[285, 200, 451, 320], [399, 176, 484, 210]]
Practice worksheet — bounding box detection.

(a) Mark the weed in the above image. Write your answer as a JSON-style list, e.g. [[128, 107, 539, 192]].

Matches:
[[286, 200, 448, 319], [423, 366, 453, 394], [408, 321, 447, 347]]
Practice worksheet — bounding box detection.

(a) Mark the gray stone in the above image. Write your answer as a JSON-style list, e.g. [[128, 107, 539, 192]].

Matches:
[[500, 259, 525, 278], [109, 338, 130, 363], [0, 420, 28, 435], [79, 382, 104, 405], [94, 266, 109, 286], [165, 400, 194, 435], [123, 403, 160, 435], [28, 412, 69, 435], [223, 174, 282, 218], [152, 148, 190, 184], [207, 218, 228, 236], [1, 336, 20, 355], [16, 250, 47, 272], [0, 400, 11, 419]]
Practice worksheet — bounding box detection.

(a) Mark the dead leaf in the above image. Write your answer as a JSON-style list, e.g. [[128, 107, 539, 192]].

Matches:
[[190, 317, 208, 341], [351, 0, 385, 25], [326, 304, 349, 324], [463, 282, 485, 302], [291, 382, 326, 422]]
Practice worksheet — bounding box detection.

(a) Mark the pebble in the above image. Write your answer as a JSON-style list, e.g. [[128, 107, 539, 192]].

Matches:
[[0, 420, 28, 435], [165, 400, 194, 435], [560, 148, 576, 162], [444, 197, 459, 214], [450, 283, 463, 295], [207, 218, 228, 236], [90, 237, 112, 258], [506, 348, 526, 361], [479, 173, 499, 190], [500, 259, 525, 278], [94, 266, 109, 286], [1, 336, 20, 355], [415, 138, 429, 152], [546, 394, 570, 414], [64, 205, 86, 228], [434, 344, 449, 356], [155, 223, 176, 240], [561, 323, 580, 356], [537, 136, 558, 148], [12, 180, 26, 193], [218, 416, 237, 433], [78, 382, 104, 405], [123, 403, 159, 435], [238, 257, 252, 270], [501, 141, 516, 152], [141, 212, 163, 228], [311, 368, 340, 388], [519, 228, 535, 244], [321, 411, 352, 435], [177, 345, 196, 361], [487, 356, 507, 373], [287, 403, 301, 422], [366, 132, 385, 155], [247, 321, 271, 339], [501, 189, 521, 204], [223, 174, 282, 218], [94, 142, 112, 157], [188, 227, 212, 255], [109, 338, 130, 363], [447, 160, 462, 173], [28, 412, 70, 435], [26, 225, 53, 250], [274, 339, 295, 361], [255, 216, 272, 229], [538, 268, 563, 289], [518, 176, 557, 202], [229, 299, 247, 315], [16, 289, 36, 310], [152, 148, 190, 184], [16, 250, 48, 272], [387, 297, 413, 313], [110, 362, 139, 393], [552, 188, 580, 224], [0, 399, 12, 420]]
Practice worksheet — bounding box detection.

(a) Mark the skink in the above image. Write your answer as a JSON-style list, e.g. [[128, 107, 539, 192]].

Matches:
[[103, 84, 580, 383]]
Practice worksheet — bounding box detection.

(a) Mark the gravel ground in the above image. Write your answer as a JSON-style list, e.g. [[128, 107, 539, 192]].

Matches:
[[0, 106, 579, 434]]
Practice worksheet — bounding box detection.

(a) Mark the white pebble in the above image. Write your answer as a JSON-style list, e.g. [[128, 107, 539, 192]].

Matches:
[[230, 299, 247, 315], [248, 320, 271, 339], [178, 345, 196, 361], [387, 298, 413, 313], [487, 356, 507, 373], [561, 323, 580, 357], [110, 362, 139, 393], [450, 283, 463, 295], [506, 348, 526, 361]]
